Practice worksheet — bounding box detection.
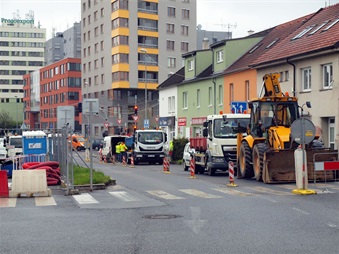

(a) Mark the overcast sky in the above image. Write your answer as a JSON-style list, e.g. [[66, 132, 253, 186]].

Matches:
[[1, 0, 338, 39]]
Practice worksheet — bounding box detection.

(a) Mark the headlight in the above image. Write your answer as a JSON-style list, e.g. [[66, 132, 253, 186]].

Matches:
[[212, 157, 224, 163]]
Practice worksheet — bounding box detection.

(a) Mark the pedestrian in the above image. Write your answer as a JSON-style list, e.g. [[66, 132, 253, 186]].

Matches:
[[115, 142, 121, 162], [120, 141, 128, 163], [169, 140, 174, 159]]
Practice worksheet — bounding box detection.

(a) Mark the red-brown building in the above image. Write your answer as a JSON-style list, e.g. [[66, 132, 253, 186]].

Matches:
[[23, 58, 82, 131]]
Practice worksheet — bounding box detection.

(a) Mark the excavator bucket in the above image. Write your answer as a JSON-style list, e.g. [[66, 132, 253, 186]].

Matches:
[[262, 149, 338, 184]]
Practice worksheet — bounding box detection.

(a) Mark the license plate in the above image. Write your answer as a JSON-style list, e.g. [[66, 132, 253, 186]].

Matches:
[[148, 155, 155, 157]]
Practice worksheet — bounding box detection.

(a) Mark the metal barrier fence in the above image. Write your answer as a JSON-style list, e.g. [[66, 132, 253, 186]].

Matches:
[[312, 151, 338, 190]]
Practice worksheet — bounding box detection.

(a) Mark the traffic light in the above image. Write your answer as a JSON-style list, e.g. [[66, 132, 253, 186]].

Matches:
[[134, 105, 138, 115], [133, 125, 137, 132]]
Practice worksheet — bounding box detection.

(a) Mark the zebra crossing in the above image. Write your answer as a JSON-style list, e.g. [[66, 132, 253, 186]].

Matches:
[[1, 182, 338, 208]]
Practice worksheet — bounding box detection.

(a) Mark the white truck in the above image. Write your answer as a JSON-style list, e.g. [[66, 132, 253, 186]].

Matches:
[[7, 135, 23, 157], [131, 129, 168, 165], [190, 113, 250, 175]]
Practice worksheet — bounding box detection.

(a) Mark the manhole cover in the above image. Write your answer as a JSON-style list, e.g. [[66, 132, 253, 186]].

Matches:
[[142, 214, 182, 220]]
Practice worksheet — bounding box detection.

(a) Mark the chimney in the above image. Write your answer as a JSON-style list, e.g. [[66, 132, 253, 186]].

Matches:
[[247, 30, 254, 35], [202, 37, 209, 49]]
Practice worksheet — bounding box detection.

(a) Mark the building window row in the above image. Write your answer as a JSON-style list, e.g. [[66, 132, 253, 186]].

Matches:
[[167, 7, 190, 20], [301, 63, 333, 91], [2, 42, 44, 47], [0, 32, 44, 38], [0, 51, 43, 57], [112, 0, 129, 12]]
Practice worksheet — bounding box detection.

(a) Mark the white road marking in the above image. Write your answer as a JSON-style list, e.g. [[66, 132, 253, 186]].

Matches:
[[109, 191, 140, 202], [292, 207, 310, 215], [179, 189, 222, 199], [146, 190, 184, 200], [35, 197, 57, 206], [73, 193, 99, 204], [247, 186, 290, 196], [213, 188, 257, 197], [0, 198, 17, 207]]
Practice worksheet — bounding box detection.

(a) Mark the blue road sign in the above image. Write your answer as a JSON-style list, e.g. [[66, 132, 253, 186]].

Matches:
[[231, 101, 247, 113], [144, 119, 149, 129]]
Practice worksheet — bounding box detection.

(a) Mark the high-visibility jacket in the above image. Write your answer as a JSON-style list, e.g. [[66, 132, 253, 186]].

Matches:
[[115, 144, 121, 154], [169, 141, 174, 151], [120, 143, 127, 152]]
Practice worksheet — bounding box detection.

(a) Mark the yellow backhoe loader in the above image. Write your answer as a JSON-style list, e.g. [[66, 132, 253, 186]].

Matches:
[[236, 73, 337, 183]]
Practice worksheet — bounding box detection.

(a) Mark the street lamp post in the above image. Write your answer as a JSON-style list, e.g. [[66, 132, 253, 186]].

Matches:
[[14, 96, 18, 134], [141, 48, 148, 127]]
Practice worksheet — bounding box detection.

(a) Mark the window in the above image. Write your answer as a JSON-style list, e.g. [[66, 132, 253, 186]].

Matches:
[[197, 89, 200, 108], [216, 50, 223, 63], [279, 72, 284, 82], [94, 11, 98, 20], [323, 18, 339, 31], [100, 41, 104, 50], [208, 87, 212, 106], [218, 85, 223, 106], [322, 63, 333, 89], [94, 27, 98, 36], [166, 23, 175, 33], [168, 57, 176, 68], [302, 67, 311, 91], [183, 91, 188, 109], [168, 96, 175, 113], [168, 7, 175, 17], [329, 118, 335, 149], [181, 42, 188, 52], [101, 74, 105, 84], [285, 71, 289, 81], [291, 26, 314, 40], [101, 8, 104, 17], [182, 9, 189, 19], [181, 25, 188, 36], [167, 40, 174, 50], [100, 24, 104, 34], [187, 59, 194, 71], [95, 43, 98, 52]]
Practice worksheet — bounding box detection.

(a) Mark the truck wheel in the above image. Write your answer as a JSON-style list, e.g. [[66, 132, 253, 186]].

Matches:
[[252, 143, 268, 181], [239, 142, 254, 178], [206, 157, 215, 176]]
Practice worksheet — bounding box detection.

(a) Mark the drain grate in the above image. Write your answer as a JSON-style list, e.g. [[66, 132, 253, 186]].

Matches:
[[142, 214, 182, 219]]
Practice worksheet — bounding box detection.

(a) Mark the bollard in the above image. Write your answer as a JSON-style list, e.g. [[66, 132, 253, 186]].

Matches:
[[122, 155, 126, 166], [163, 157, 171, 174], [189, 156, 196, 179], [85, 148, 90, 162], [227, 161, 238, 187], [130, 156, 135, 168], [99, 148, 103, 164], [104, 155, 107, 164], [111, 155, 116, 165]]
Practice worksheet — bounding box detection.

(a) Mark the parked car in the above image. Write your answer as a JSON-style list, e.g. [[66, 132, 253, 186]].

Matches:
[[182, 142, 194, 171], [92, 139, 103, 150]]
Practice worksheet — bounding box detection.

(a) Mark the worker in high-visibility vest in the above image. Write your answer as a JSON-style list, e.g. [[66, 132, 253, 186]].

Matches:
[[169, 140, 174, 158], [120, 142, 128, 163], [115, 142, 121, 163]]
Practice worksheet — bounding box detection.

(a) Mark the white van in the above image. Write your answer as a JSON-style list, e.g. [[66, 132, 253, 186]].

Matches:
[[102, 135, 129, 161]]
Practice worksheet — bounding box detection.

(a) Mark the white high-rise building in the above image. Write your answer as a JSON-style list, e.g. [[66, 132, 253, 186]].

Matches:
[[0, 11, 46, 132]]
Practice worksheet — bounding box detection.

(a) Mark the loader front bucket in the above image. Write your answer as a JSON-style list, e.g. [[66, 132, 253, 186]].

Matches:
[[262, 150, 296, 183], [262, 149, 338, 184]]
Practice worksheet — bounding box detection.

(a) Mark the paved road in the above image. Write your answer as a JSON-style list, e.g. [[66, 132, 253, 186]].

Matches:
[[1, 153, 339, 254]]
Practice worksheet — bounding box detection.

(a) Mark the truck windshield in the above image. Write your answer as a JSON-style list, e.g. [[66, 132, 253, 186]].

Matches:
[[214, 118, 249, 138], [9, 138, 22, 148], [138, 132, 163, 144]]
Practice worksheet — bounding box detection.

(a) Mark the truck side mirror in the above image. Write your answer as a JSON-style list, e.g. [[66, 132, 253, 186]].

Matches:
[[202, 128, 208, 137]]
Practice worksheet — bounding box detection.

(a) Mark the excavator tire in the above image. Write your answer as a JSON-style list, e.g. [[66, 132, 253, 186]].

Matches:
[[252, 143, 269, 182], [238, 142, 254, 178]]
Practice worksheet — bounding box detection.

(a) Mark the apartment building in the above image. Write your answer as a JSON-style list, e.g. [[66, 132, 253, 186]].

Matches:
[[45, 22, 81, 65], [0, 12, 45, 131], [23, 58, 82, 131], [81, 0, 197, 138]]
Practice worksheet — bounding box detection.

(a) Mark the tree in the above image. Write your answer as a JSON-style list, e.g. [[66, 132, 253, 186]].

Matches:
[[0, 111, 15, 129]]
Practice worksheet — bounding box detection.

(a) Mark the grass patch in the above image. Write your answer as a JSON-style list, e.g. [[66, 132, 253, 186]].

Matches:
[[72, 165, 112, 185]]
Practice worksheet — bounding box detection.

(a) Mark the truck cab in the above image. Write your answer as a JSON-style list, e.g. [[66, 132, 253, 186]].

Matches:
[[132, 130, 167, 165]]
